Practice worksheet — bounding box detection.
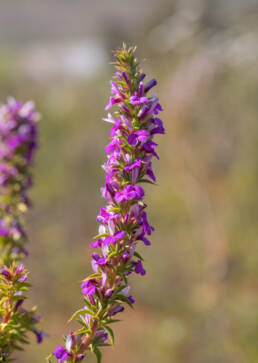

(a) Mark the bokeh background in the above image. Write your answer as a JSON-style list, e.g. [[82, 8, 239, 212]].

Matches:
[[1, 1, 258, 362]]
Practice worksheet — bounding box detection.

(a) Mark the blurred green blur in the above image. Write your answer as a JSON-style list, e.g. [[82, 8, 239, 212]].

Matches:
[[1, 1, 258, 362]]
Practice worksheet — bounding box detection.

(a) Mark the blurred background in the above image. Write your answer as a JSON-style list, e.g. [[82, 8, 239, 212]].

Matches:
[[1, 0, 258, 362]]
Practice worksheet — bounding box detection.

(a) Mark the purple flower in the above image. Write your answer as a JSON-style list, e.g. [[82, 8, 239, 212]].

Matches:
[[128, 130, 149, 146], [143, 140, 158, 152], [14, 299, 24, 312], [0, 228, 9, 236], [124, 159, 142, 172], [110, 119, 122, 137], [129, 95, 148, 106], [34, 330, 48, 344], [151, 118, 165, 135], [18, 275, 28, 282], [134, 260, 146, 276], [89, 239, 102, 248], [102, 230, 125, 246], [95, 330, 108, 343], [53, 346, 69, 362], [139, 211, 154, 235], [15, 264, 24, 275], [0, 269, 12, 280], [108, 305, 125, 316], [121, 71, 130, 87], [105, 96, 122, 111], [137, 105, 150, 119], [137, 232, 151, 246], [105, 138, 121, 154], [128, 295, 135, 304], [144, 79, 157, 93], [81, 280, 97, 297], [115, 185, 144, 203]]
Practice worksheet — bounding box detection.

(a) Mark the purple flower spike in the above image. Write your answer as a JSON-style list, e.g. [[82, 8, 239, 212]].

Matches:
[[52, 45, 164, 363], [0, 99, 43, 360], [0, 98, 39, 263]]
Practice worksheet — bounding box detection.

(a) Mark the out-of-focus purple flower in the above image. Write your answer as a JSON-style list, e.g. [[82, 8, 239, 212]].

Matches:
[[14, 299, 24, 312], [18, 275, 28, 282], [34, 330, 48, 344], [0, 269, 12, 280], [15, 264, 24, 275], [104, 288, 114, 297], [0, 98, 39, 263]]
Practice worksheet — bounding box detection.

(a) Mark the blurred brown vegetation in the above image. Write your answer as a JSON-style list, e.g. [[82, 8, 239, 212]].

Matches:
[[1, 1, 258, 362]]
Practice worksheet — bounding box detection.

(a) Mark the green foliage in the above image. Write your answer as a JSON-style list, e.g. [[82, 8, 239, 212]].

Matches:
[[0, 265, 41, 360]]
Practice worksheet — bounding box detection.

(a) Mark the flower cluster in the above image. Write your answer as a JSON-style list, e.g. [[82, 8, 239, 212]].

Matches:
[[0, 98, 39, 263], [0, 99, 44, 359], [49, 45, 164, 363]]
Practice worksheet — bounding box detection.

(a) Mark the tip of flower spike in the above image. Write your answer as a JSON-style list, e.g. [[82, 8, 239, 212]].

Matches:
[[113, 44, 138, 70]]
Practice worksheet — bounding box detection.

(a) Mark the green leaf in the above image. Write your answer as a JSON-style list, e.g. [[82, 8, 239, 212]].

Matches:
[[113, 285, 127, 294], [85, 273, 102, 281], [107, 250, 117, 258], [83, 297, 95, 310], [104, 325, 115, 346], [69, 308, 95, 322], [114, 295, 134, 308], [75, 327, 91, 335], [93, 233, 109, 240], [134, 251, 144, 261], [94, 347, 102, 363], [108, 207, 120, 213], [122, 274, 128, 284], [138, 178, 156, 185]]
